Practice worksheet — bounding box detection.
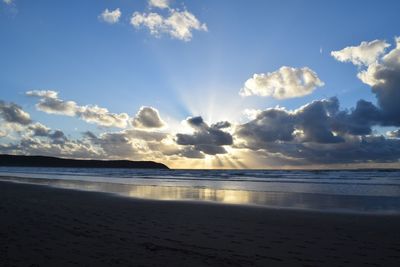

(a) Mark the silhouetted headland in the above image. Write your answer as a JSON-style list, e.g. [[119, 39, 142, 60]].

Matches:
[[0, 154, 169, 169]]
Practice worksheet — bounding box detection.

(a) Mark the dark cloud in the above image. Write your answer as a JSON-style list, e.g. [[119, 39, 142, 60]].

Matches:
[[28, 123, 67, 144], [176, 116, 233, 156], [237, 108, 295, 145], [366, 62, 400, 126], [237, 98, 344, 148], [211, 121, 231, 129], [335, 38, 400, 126], [83, 131, 98, 140], [29, 123, 50, 137], [236, 93, 400, 164], [332, 100, 381, 135], [360, 76, 400, 126], [132, 106, 165, 129], [179, 147, 205, 159], [48, 130, 67, 144], [296, 98, 343, 144], [259, 136, 400, 165], [0, 100, 32, 125]]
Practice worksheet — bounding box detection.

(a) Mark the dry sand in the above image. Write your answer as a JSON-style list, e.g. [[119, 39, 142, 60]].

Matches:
[[1, 181, 400, 266]]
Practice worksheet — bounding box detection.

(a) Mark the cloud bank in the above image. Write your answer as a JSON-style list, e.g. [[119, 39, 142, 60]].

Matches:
[[2, 36, 400, 168], [233, 37, 400, 165]]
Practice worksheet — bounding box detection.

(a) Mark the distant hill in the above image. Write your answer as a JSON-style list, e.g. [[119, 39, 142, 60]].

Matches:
[[0, 155, 169, 169]]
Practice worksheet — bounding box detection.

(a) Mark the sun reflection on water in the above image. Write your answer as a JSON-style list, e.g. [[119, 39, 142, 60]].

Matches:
[[126, 184, 254, 204], [1, 175, 400, 214]]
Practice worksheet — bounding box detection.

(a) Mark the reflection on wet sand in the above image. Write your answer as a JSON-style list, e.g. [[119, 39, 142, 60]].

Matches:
[[127, 185, 255, 204], [1, 176, 400, 213]]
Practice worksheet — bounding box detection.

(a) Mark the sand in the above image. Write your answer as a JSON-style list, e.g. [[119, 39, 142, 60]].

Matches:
[[0, 181, 400, 266]]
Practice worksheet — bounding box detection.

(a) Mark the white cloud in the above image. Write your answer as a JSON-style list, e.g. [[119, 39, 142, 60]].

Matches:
[[26, 90, 58, 99], [149, 0, 169, 9], [76, 105, 129, 128], [240, 66, 324, 99], [166, 10, 207, 40], [99, 8, 121, 24], [331, 39, 390, 66], [357, 37, 400, 87], [26, 90, 129, 128], [131, 12, 164, 35], [130, 9, 207, 41], [26, 90, 77, 116], [242, 109, 261, 120], [3, 0, 13, 5]]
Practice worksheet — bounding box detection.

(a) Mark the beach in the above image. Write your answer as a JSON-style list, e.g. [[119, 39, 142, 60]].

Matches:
[[1, 181, 400, 267]]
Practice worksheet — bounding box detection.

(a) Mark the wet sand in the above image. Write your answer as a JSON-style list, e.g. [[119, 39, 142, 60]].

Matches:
[[1, 181, 400, 266]]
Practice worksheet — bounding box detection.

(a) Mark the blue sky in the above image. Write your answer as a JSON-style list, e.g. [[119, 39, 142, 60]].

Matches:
[[1, 0, 400, 168]]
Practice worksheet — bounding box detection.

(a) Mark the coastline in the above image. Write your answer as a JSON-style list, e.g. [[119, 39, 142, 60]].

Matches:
[[1, 181, 400, 266]]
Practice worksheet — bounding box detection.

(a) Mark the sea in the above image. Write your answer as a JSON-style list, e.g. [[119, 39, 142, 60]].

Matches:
[[1, 167, 400, 214]]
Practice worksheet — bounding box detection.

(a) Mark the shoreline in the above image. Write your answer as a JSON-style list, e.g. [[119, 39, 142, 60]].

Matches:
[[1, 175, 400, 215], [2, 178, 398, 216], [1, 181, 400, 266]]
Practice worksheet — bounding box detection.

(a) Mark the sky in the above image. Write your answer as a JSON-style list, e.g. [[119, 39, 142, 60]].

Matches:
[[1, 0, 400, 169]]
